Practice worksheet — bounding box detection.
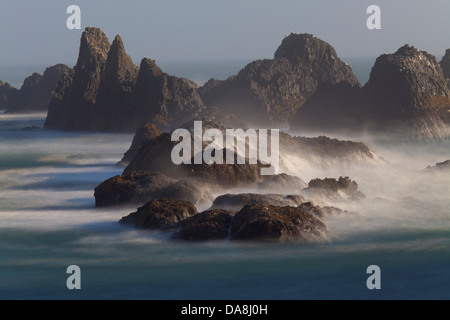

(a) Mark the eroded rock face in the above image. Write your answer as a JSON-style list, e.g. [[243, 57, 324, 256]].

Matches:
[[4, 64, 71, 113], [94, 171, 212, 207], [230, 204, 329, 242], [119, 199, 198, 229], [210, 193, 305, 212], [293, 45, 450, 139], [171, 209, 233, 241], [200, 33, 359, 126]]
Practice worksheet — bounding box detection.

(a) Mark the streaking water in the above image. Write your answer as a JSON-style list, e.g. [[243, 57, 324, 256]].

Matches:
[[0, 113, 449, 300]]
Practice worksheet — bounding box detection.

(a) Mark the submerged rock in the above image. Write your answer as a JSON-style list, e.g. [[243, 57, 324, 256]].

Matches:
[[171, 209, 233, 241], [230, 204, 329, 242], [119, 199, 198, 229]]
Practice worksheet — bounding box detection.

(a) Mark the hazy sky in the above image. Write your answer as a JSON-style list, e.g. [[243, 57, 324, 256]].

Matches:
[[0, 0, 449, 67]]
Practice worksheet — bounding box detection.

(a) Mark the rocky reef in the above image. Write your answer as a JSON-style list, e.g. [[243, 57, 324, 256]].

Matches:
[[304, 176, 365, 200], [119, 198, 330, 242]]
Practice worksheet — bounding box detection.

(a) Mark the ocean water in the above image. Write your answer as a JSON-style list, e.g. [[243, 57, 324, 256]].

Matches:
[[0, 111, 449, 300]]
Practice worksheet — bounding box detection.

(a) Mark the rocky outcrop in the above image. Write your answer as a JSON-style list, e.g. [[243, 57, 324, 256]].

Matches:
[[118, 122, 161, 165], [4, 64, 71, 113], [45, 27, 206, 132], [210, 193, 305, 212], [92, 35, 139, 131], [298, 202, 353, 219], [45, 27, 110, 130], [440, 49, 450, 80], [94, 171, 212, 207], [171, 209, 233, 241], [200, 33, 359, 126], [292, 45, 450, 139], [304, 176, 365, 200], [230, 204, 329, 242], [119, 199, 198, 229], [126, 58, 206, 131]]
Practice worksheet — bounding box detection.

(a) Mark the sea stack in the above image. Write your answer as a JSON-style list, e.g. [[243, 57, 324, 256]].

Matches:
[[292, 45, 450, 139], [199, 33, 359, 126]]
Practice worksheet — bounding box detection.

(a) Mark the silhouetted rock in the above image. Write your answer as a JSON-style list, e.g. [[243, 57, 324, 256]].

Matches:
[[200, 33, 359, 126], [440, 49, 450, 80], [305, 176, 365, 200], [293, 45, 450, 139], [118, 122, 161, 166], [119, 199, 198, 229], [94, 171, 211, 207], [210, 193, 305, 212], [0, 81, 17, 109], [171, 209, 233, 241], [230, 204, 329, 242], [4, 64, 71, 113]]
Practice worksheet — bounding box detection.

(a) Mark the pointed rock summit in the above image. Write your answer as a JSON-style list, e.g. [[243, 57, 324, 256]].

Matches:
[[45, 27, 110, 130], [199, 33, 359, 126], [45, 27, 205, 132]]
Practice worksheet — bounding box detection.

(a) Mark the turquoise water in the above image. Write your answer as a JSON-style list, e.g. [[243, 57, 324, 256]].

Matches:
[[0, 113, 449, 300]]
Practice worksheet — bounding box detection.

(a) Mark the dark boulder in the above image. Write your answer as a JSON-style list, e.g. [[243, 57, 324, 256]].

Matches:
[[94, 171, 211, 207], [210, 193, 305, 212], [230, 204, 329, 242], [0, 81, 17, 109], [171, 209, 233, 241], [305, 176, 365, 200], [119, 199, 198, 230]]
